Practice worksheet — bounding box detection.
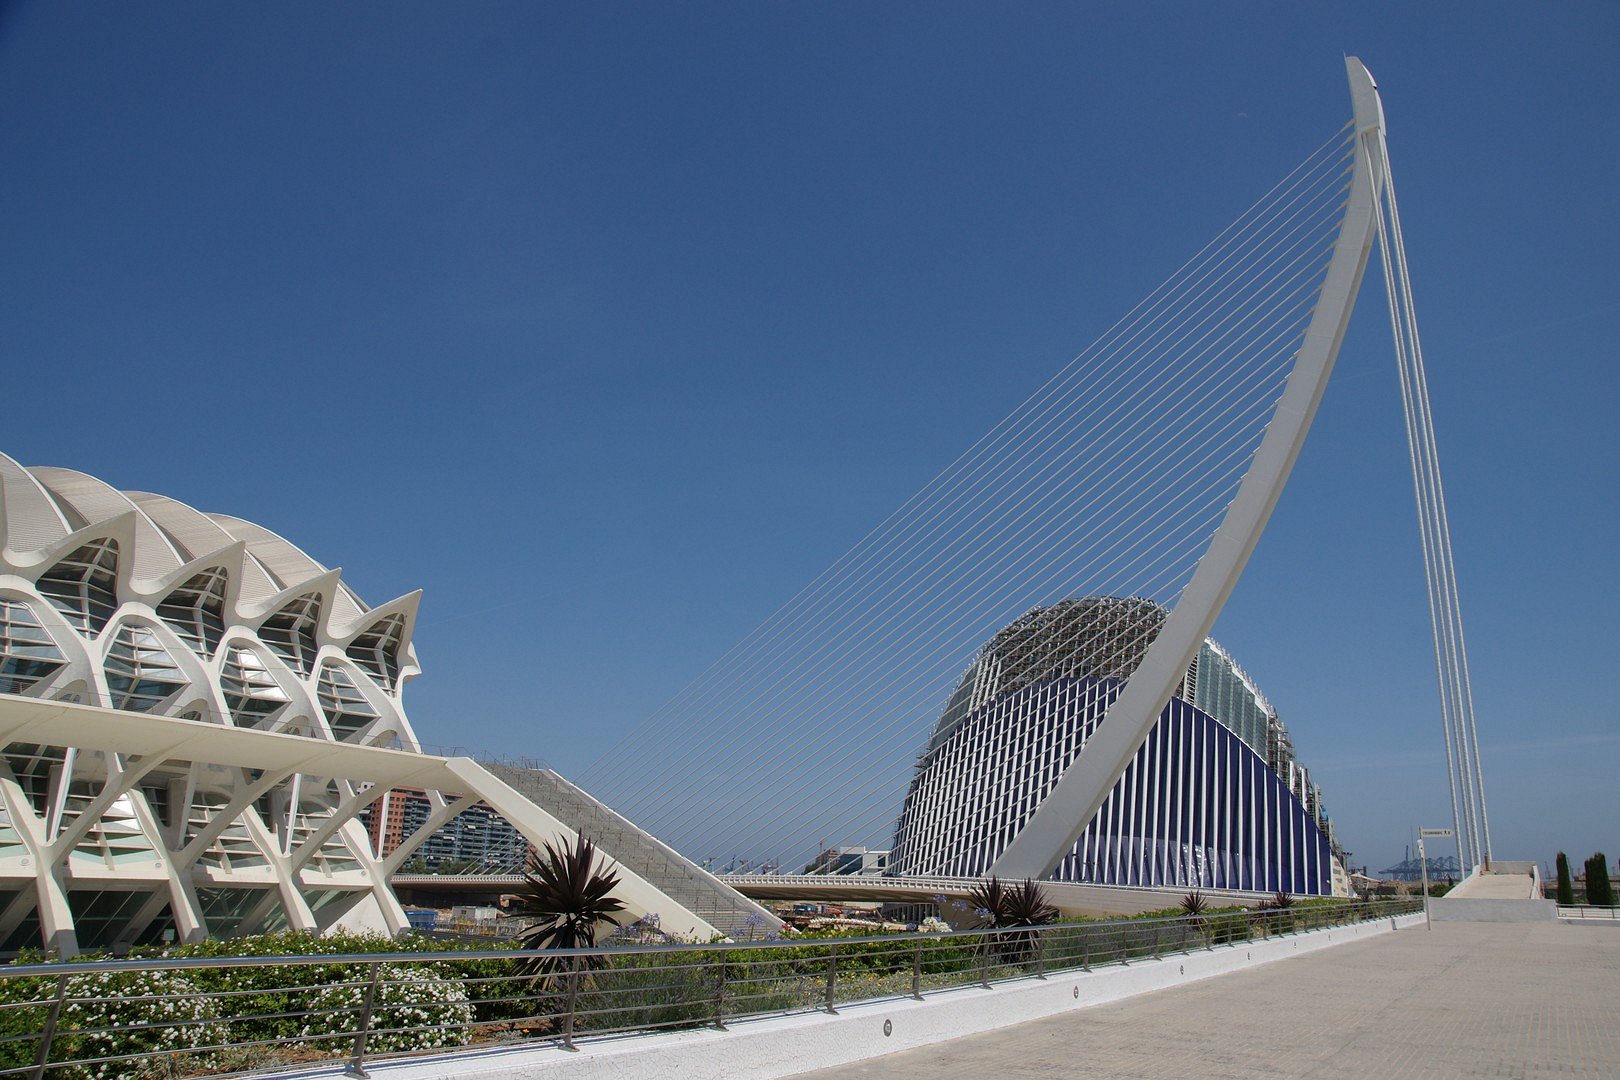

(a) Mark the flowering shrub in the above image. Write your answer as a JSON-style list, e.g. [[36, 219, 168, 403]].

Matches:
[[918, 917, 950, 934], [64, 969, 228, 1078], [300, 963, 474, 1054], [156, 931, 529, 1029], [0, 969, 227, 1078]]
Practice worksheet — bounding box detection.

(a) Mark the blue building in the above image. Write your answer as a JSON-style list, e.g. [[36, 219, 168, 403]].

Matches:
[[889, 597, 1348, 896]]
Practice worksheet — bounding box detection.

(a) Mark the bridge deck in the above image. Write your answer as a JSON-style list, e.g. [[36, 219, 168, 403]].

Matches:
[[792, 921, 1620, 1078], [723, 875, 1276, 919], [391, 872, 1280, 922]]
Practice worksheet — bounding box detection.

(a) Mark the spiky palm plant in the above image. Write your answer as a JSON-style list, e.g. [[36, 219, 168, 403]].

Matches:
[[510, 835, 627, 984], [1180, 890, 1211, 947], [1263, 890, 1296, 935], [966, 875, 1009, 930], [1001, 878, 1059, 964], [1001, 878, 1060, 926], [969, 876, 1057, 965]]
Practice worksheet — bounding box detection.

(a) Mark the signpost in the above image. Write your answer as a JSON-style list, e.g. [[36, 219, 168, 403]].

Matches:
[[1417, 827, 1454, 929]]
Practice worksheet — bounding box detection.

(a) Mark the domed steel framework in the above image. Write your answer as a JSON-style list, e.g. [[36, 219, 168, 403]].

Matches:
[[890, 597, 1349, 896]]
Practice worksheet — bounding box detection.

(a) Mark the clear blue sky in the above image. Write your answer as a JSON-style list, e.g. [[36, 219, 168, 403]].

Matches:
[[2, 2, 1615, 875]]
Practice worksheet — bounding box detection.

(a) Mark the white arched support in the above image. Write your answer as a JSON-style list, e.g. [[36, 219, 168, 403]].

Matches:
[[992, 58, 1388, 880], [443, 759, 728, 942], [0, 694, 737, 950], [46, 745, 187, 863], [0, 768, 79, 955]]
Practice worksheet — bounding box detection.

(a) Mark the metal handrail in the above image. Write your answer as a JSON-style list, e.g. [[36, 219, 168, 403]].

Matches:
[[0, 899, 1418, 1078]]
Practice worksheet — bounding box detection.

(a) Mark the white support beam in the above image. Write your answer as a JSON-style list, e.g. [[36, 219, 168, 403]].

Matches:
[[48, 742, 189, 863], [288, 781, 394, 873], [441, 759, 724, 942], [177, 757, 325, 866], [0, 772, 78, 956], [0, 693, 744, 947]]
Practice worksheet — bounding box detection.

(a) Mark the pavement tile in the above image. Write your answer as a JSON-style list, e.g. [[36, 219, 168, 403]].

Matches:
[[790, 922, 1620, 1078]]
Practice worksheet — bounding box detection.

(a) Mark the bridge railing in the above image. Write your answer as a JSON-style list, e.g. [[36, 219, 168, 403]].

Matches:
[[0, 899, 1418, 1077]]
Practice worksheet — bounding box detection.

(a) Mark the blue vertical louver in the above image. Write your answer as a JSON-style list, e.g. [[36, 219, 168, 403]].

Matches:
[[890, 678, 1335, 895]]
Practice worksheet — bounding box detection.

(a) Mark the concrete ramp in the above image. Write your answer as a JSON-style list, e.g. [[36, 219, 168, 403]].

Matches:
[[1449, 867, 1539, 900], [482, 764, 781, 939], [1432, 863, 1554, 922]]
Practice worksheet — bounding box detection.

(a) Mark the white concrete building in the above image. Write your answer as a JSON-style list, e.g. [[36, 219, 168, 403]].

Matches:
[[0, 453, 771, 955]]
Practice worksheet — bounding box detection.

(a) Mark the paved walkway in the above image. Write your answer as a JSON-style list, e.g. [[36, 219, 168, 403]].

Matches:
[[792, 921, 1620, 1078]]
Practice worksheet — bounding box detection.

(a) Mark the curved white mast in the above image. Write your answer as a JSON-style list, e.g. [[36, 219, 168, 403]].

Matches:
[[992, 58, 1391, 880]]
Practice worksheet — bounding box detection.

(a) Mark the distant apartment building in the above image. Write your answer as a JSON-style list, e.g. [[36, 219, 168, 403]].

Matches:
[[363, 787, 531, 871], [803, 845, 889, 876]]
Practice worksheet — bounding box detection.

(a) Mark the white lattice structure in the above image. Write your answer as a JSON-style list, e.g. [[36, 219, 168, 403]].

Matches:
[[0, 452, 770, 955]]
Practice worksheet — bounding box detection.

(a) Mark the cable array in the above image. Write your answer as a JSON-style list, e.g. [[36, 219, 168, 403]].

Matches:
[[1368, 127, 1491, 868], [579, 126, 1359, 874]]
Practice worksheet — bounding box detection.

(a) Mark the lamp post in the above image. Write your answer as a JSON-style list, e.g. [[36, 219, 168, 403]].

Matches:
[[1418, 827, 1454, 929]]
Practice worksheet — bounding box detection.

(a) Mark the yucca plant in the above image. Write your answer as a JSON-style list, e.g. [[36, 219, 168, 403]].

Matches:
[[1263, 891, 1296, 935], [966, 875, 1009, 929], [509, 835, 627, 985], [1000, 878, 1059, 964], [968, 876, 1058, 965], [1001, 878, 1060, 926], [1179, 890, 1210, 947]]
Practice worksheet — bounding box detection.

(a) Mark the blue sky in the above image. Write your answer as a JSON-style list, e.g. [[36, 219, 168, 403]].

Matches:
[[2, 3, 1615, 874]]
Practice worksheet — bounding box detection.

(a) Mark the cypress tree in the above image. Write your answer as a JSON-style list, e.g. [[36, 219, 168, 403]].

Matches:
[[1555, 852, 1575, 906], [1584, 853, 1615, 907]]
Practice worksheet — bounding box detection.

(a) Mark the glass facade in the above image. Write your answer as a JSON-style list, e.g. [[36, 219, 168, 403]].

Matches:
[[103, 622, 187, 713], [1187, 640, 1271, 757], [0, 599, 65, 695], [36, 539, 118, 635], [221, 645, 292, 727], [347, 615, 404, 691], [259, 593, 320, 675], [317, 662, 380, 741], [890, 597, 1344, 895], [155, 569, 227, 658]]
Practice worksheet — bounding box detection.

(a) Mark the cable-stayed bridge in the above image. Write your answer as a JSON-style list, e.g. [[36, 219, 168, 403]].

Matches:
[[575, 58, 1491, 901]]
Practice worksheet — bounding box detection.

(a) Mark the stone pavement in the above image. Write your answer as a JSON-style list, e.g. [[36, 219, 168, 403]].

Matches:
[[791, 921, 1620, 1078]]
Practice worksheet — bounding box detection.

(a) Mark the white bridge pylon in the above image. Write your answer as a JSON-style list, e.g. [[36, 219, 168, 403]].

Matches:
[[992, 58, 1488, 879], [582, 58, 1489, 883]]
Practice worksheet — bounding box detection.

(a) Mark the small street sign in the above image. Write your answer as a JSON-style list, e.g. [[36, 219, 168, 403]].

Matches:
[[1419, 827, 1454, 838]]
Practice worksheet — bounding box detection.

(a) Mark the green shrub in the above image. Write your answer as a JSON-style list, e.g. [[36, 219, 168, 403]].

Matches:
[[1585, 854, 1615, 907], [149, 930, 530, 1031], [1555, 852, 1575, 905], [0, 969, 227, 1079], [577, 948, 719, 1033], [300, 963, 474, 1054]]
